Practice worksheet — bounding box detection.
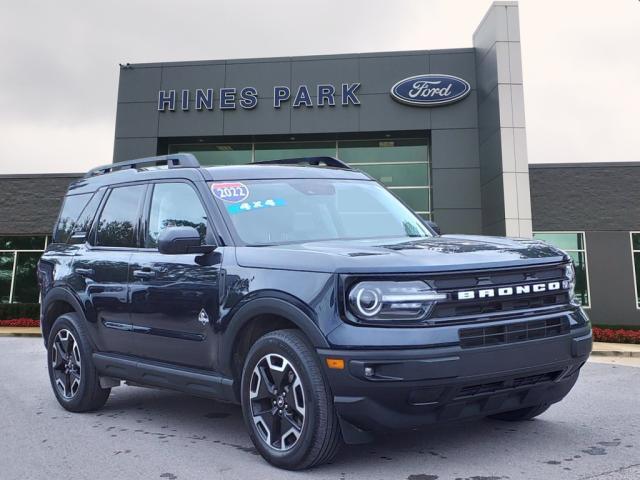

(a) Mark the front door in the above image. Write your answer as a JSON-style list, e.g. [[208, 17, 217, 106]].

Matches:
[[129, 181, 221, 369]]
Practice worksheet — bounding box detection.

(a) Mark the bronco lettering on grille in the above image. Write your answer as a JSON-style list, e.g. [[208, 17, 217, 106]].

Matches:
[[456, 282, 562, 301]]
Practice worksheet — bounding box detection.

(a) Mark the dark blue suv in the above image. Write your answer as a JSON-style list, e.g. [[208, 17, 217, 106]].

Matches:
[[38, 154, 592, 469]]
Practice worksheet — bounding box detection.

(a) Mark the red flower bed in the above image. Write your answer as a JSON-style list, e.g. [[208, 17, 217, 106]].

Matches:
[[593, 326, 640, 344], [0, 318, 40, 328]]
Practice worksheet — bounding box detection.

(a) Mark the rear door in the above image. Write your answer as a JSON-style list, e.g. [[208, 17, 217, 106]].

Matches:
[[72, 184, 146, 354], [128, 180, 222, 369]]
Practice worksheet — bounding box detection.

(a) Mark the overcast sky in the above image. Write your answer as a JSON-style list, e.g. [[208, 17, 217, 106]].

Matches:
[[0, 0, 638, 174]]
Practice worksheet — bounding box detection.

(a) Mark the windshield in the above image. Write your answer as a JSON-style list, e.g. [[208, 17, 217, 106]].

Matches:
[[210, 179, 432, 245]]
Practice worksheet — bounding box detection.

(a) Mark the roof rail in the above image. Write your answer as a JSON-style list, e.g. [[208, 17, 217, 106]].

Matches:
[[84, 153, 200, 178], [252, 156, 351, 170]]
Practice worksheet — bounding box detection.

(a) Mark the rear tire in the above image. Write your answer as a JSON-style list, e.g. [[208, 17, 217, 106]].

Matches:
[[240, 329, 342, 470], [489, 403, 550, 421], [47, 313, 110, 412]]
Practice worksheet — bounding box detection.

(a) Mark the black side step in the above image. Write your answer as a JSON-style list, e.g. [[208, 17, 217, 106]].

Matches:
[[93, 353, 236, 403]]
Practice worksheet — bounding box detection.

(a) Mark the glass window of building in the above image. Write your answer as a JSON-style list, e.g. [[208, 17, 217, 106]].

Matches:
[[0, 236, 48, 304], [338, 138, 431, 218], [168, 136, 431, 218], [254, 141, 336, 161], [632, 232, 640, 308], [169, 144, 252, 166], [533, 232, 590, 307]]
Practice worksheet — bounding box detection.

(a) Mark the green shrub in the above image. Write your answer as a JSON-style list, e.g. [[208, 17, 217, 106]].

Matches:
[[0, 303, 40, 320]]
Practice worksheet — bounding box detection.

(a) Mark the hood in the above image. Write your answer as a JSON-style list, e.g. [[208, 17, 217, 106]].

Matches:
[[234, 235, 568, 274]]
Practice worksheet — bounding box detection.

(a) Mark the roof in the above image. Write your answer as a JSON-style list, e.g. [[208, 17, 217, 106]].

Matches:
[[0, 173, 82, 235], [204, 165, 370, 181]]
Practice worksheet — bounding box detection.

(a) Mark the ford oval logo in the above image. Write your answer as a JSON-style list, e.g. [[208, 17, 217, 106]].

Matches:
[[390, 74, 471, 107]]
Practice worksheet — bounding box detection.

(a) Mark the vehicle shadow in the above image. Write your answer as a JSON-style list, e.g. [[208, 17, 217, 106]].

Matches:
[[95, 383, 572, 476]]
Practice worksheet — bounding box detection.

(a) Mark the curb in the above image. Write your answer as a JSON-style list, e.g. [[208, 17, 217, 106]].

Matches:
[[591, 349, 640, 358]]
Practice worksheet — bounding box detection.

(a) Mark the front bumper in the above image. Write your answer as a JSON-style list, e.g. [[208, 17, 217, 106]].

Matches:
[[318, 323, 591, 439]]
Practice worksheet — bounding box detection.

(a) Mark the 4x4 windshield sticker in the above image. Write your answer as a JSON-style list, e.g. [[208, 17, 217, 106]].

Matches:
[[211, 182, 249, 203], [227, 198, 286, 215]]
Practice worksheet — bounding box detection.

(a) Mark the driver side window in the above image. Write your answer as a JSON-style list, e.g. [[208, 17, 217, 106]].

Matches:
[[146, 182, 209, 248]]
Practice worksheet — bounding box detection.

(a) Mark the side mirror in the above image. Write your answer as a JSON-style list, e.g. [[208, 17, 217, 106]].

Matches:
[[158, 227, 216, 255], [423, 219, 441, 235]]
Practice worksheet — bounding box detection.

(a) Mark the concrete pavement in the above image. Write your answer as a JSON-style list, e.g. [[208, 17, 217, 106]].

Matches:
[[1, 337, 639, 480]]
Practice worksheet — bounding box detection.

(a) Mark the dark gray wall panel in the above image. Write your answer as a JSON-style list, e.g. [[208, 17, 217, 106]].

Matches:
[[358, 54, 429, 94], [291, 58, 359, 91], [114, 102, 158, 138], [585, 231, 640, 327], [430, 51, 477, 89], [117, 67, 162, 103], [431, 91, 478, 130], [225, 61, 291, 98], [433, 208, 483, 235], [431, 129, 480, 169], [530, 163, 640, 231], [432, 168, 481, 209], [158, 108, 223, 137], [113, 138, 158, 162], [160, 63, 226, 92], [290, 102, 359, 134], [357, 94, 430, 131], [223, 105, 291, 135]]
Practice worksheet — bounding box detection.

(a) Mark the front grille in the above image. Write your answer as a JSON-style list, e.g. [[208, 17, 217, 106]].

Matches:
[[427, 263, 569, 323], [459, 317, 570, 348], [455, 370, 562, 399]]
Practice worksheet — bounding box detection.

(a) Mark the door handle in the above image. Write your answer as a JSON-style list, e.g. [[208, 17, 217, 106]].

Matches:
[[133, 268, 157, 279], [75, 268, 94, 277]]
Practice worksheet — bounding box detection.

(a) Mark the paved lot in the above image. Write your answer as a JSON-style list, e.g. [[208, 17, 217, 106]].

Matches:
[[1, 338, 639, 480]]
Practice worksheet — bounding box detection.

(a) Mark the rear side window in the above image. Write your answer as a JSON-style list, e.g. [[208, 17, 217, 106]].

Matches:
[[94, 185, 145, 248], [53, 193, 92, 243]]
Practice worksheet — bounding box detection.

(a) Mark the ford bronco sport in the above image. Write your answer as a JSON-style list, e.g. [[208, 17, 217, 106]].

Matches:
[[38, 153, 592, 470]]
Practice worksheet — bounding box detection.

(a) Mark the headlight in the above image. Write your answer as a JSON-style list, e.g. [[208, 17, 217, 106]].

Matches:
[[347, 280, 447, 323], [563, 262, 580, 306]]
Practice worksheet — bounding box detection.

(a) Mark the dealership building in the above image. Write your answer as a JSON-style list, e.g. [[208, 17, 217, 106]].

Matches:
[[0, 1, 638, 327]]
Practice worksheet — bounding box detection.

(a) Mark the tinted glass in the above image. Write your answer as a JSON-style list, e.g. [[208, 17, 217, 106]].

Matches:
[[0, 253, 14, 302], [95, 185, 145, 247], [633, 233, 640, 251], [169, 144, 252, 166], [634, 252, 640, 308], [0, 236, 46, 250], [12, 252, 41, 303], [356, 163, 429, 187], [254, 142, 335, 161], [73, 191, 105, 237], [212, 179, 431, 245], [533, 233, 583, 251], [147, 183, 209, 248], [53, 193, 92, 243], [391, 188, 431, 213], [568, 251, 589, 306], [338, 139, 428, 163]]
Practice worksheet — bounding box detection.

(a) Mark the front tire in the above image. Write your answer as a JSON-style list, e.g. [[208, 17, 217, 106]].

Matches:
[[240, 329, 342, 470], [47, 313, 110, 412]]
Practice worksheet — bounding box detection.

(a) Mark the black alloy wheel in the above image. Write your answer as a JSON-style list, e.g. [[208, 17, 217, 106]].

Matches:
[[249, 353, 306, 451], [241, 329, 342, 470], [51, 329, 82, 399]]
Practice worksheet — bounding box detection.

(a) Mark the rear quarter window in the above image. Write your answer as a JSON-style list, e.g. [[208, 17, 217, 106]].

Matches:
[[53, 193, 92, 243]]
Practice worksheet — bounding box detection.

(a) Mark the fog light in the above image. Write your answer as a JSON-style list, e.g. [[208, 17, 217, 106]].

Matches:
[[364, 367, 375, 377]]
